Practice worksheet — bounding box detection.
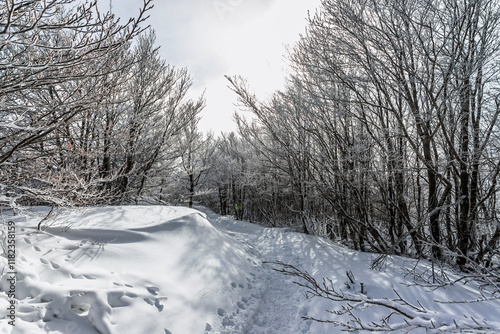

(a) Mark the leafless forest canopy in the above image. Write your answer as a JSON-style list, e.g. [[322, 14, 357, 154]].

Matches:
[[2, 0, 500, 278]]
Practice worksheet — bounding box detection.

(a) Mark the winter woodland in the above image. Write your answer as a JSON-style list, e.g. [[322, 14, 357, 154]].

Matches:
[[1, 0, 500, 333]]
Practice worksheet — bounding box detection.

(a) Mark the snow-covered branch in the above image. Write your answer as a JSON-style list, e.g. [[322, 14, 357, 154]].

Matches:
[[268, 261, 500, 332]]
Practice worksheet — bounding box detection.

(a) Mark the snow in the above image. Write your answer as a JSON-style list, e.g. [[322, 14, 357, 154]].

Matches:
[[1, 205, 500, 333]]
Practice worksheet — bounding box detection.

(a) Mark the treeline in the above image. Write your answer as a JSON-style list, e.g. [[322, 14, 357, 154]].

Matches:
[[203, 0, 500, 268], [0, 0, 209, 208]]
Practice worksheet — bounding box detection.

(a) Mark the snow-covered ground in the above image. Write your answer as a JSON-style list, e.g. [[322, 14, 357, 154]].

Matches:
[[1, 206, 499, 333]]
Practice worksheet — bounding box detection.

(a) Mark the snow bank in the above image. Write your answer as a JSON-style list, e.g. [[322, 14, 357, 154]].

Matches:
[[2, 206, 500, 333], [0, 206, 257, 334]]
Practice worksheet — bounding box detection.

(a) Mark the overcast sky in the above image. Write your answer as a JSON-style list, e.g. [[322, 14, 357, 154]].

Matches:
[[110, 0, 321, 134]]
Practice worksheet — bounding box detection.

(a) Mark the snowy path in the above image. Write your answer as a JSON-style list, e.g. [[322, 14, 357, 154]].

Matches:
[[204, 210, 500, 334], [205, 212, 324, 334]]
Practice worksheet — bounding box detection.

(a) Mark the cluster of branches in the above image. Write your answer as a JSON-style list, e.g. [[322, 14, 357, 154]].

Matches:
[[0, 0, 209, 214], [268, 261, 498, 332], [220, 0, 500, 272]]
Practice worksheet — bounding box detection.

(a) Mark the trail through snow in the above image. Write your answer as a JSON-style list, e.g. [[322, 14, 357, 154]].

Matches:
[[206, 212, 317, 333], [204, 209, 500, 334], [1, 206, 500, 334]]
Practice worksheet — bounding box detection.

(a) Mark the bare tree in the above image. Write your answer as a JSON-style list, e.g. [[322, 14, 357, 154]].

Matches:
[[289, 0, 500, 263], [0, 0, 152, 208], [112, 29, 199, 200], [225, 0, 500, 268], [177, 111, 216, 208]]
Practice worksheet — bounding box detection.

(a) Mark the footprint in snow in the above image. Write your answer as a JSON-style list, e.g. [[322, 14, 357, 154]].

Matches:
[[147, 286, 160, 295], [34, 245, 41, 252], [107, 291, 137, 308], [154, 299, 164, 312], [112, 282, 134, 288], [50, 261, 60, 269], [299, 306, 309, 317], [24, 237, 31, 245], [143, 297, 166, 312]]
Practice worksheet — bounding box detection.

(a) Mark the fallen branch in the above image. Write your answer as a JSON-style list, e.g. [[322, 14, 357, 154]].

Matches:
[[265, 261, 499, 332]]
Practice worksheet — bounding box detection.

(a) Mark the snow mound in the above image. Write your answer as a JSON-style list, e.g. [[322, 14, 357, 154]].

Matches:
[[0, 206, 258, 334], [3, 206, 500, 333]]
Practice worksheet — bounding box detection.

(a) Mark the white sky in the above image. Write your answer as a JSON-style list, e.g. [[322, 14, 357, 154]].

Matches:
[[109, 0, 321, 134]]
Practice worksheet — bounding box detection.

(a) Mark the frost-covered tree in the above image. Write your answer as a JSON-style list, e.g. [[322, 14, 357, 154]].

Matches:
[[176, 113, 215, 208], [227, 0, 500, 267], [0, 0, 151, 208], [113, 29, 199, 200], [293, 0, 500, 264], [229, 76, 331, 233]]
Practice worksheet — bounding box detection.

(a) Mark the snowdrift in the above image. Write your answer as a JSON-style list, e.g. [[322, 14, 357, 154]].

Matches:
[[1, 206, 500, 333], [0, 206, 257, 334]]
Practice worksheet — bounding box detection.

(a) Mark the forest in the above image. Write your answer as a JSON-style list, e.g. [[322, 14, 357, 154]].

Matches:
[[1, 0, 500, 294]]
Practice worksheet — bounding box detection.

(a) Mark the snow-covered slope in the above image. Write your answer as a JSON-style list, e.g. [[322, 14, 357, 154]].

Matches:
[[207, 212, 500, 333], [1, 206, 500, 333], [0, 206, 256, 334]]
